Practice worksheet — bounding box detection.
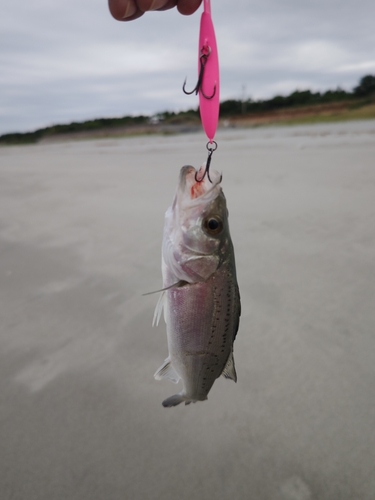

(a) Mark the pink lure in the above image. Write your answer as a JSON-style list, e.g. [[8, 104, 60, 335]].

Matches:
[[198, 0, 220, 142]]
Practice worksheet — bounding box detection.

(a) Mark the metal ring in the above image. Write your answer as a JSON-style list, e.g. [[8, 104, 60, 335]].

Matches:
[[206, 140, 218, 152]]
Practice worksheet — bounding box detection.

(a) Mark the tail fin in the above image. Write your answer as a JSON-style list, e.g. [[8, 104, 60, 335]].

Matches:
[[162, 392, 195, 407]]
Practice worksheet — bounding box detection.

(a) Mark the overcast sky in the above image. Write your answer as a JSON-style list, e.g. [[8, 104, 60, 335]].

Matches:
[[1, 0, 374, 134]]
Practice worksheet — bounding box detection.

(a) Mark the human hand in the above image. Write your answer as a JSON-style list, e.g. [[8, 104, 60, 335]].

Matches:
[[108, 0, 203, 21]]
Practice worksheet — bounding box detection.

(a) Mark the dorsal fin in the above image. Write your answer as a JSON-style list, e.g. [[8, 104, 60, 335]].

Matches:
[[221, 351, 237, 382]]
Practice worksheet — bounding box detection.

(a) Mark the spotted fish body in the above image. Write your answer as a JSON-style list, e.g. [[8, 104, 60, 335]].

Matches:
[[154, 165, 240, 407]]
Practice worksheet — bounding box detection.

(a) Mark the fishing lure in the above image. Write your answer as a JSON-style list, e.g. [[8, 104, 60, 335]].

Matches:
[[183, 0, 220, 181]]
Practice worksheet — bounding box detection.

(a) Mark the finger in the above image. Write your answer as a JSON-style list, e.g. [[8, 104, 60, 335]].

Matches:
[[156, 0, 178, 11], [120, 9, 145, 20], [177, 0, 203, 15], [108, 0, 142, 19], [136, 0, 169, 11]]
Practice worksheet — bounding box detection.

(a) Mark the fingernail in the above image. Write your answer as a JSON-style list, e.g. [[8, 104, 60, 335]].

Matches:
[[122, 2, 137, 18]]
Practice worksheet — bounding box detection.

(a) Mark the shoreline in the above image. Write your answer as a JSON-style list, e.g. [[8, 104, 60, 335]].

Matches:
[[1, 101, 375, 146]]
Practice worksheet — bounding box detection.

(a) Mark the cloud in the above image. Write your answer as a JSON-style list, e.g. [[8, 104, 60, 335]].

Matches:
[[336, 61, 375, 73]]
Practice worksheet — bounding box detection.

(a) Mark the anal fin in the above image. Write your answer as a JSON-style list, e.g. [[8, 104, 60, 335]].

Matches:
[[154, 358, 180, 384]]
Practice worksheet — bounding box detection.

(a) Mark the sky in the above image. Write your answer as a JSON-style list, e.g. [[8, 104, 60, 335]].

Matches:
[[1, 0, 375, 134]]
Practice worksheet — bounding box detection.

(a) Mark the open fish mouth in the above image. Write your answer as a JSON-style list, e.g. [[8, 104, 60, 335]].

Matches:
[[178, 165, 222, 207]]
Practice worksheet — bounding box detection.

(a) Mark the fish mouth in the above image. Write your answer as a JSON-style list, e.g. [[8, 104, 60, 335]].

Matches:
[[179, 165, 222, 203]]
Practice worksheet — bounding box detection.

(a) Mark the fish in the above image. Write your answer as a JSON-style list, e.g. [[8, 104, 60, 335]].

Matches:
[[153, 164, 241, 407]]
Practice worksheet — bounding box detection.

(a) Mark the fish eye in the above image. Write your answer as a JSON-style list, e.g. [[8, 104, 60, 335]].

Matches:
[[203, 216, 223, 235]]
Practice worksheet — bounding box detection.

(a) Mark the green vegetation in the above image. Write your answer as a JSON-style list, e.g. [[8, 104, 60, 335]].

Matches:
[[1, 75, 374, 145], [353, 75, 375, 98], [220, 88, 352, 115], [0, 115, 149, 145], [153, 109, 199, 123], [265, 103, 375, 127], [219, 75, 375, 116]]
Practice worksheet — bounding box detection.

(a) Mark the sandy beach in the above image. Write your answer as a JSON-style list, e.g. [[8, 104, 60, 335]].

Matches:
[[1, 120, 375, 500]]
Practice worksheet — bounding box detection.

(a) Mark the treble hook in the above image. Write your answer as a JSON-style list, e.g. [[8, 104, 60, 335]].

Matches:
[[195, 141, 218, 183], [183, 45, 216, 100]]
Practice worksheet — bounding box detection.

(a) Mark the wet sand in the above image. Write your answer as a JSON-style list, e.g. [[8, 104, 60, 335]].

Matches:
[[1, 121, 375, 500]]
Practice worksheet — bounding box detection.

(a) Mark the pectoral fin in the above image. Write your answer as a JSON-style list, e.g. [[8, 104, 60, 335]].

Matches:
[[221, 351, 237, 382]]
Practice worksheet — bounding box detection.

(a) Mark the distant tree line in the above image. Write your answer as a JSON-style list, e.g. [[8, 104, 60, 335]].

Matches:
[[0, 115, 149, 145], [220, 74, 375, 115], [1, 74, 374, 145]]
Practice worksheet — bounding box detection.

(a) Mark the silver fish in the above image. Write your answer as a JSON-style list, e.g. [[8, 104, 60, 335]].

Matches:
[[153, 165, 241, 407]]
